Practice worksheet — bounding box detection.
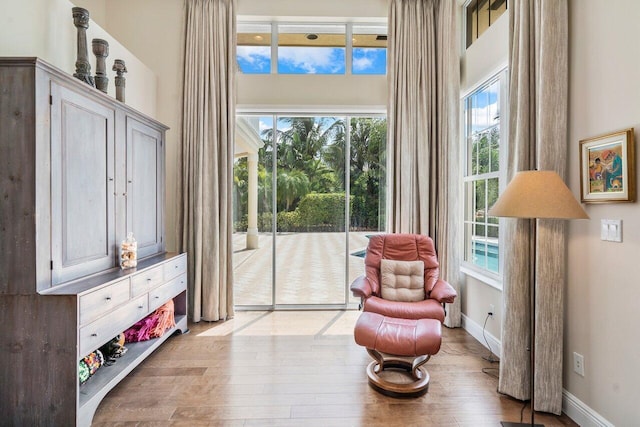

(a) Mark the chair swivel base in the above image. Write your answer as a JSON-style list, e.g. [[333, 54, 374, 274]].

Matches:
[[500, 422, 544, 427], [365, 349, 431, 397]]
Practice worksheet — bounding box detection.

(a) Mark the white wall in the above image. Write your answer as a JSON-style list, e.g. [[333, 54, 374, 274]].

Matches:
[[566, 0, 640, 424], [238, 74, 386, 111], [0, 0, 157, 117]]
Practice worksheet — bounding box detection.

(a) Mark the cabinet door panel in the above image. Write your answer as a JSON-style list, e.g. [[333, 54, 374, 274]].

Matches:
[[51, 82, 116, 285], [126, 117, 164, 259]]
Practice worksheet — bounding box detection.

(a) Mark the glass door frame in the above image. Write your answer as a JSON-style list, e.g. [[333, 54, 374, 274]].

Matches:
[[234, 110, 386, 311]]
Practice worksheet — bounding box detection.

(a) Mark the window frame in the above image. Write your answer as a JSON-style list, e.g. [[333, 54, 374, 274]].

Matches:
[[460, 68, 508, 289], [236, 20, 388, 76]]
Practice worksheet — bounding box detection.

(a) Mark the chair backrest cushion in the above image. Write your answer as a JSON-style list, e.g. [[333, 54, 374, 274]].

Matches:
[[380, 259, 425, 301], [364, 233, 440, 297]]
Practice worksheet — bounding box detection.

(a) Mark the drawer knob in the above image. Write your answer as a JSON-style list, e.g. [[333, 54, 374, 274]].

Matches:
[[91, 333, 98, 337], [147, 278, 152, 282], [138, 305, 144, 309], [175, 265, 178, 269], [105, 296, 112, 301], [155, 296, 160, 299]]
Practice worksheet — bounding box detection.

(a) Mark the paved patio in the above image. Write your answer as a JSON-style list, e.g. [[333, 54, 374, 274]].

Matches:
[[233, 232, 372, 306]]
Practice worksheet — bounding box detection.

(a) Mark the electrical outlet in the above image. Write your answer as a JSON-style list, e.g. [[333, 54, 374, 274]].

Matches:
[[488, 304, 494, 317], [573, 352, 585, 376]]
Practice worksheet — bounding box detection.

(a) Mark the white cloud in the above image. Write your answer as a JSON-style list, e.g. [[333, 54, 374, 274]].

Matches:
[[278, 47, 343, 73], [352, 56, 373, 72], [259, 119, 272, 133], [470, 103, 499, 129], [237, 46, 270, 67], [356, 48, 380, 54]]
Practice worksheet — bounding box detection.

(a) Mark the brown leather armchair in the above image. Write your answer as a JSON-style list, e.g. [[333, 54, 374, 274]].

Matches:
[[350, 233, 457, 323]]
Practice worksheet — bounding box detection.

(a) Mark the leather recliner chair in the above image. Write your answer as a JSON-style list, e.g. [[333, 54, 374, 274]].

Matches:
[[350, 233, 457, 322], [350, 233, 457, 396]]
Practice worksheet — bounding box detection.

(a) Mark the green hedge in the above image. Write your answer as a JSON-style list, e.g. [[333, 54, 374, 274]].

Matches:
[[234, 193, 353, 233], [296, 193, 351, 231]]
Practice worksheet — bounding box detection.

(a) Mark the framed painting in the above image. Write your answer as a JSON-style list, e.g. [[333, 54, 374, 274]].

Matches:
[[580, 128, 635, 203]]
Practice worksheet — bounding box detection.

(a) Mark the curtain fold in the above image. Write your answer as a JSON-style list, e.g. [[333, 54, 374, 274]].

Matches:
[[387, 0, 461, 327], [499, 0, 568, 414], [178, 0, 236, 322]]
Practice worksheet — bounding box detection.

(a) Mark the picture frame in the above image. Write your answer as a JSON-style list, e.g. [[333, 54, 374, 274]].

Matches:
[[580, 128, 635, 203]]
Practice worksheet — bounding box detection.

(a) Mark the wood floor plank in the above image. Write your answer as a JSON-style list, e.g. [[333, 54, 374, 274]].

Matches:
[[92, 311, 578, 426]]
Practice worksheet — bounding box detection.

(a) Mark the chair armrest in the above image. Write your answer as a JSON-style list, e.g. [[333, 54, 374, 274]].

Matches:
[[350, 275, 373, 299], [429, 279, 457, 304]]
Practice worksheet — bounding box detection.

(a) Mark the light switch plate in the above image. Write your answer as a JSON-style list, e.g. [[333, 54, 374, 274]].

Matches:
[[601, 219, 622, 242]]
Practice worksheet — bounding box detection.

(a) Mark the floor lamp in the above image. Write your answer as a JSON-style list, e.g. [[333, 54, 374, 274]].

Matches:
[[488, 170, 589, 427]]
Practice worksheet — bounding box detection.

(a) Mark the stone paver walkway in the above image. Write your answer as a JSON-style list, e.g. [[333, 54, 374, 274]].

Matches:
[[233, 232, 372, 306]]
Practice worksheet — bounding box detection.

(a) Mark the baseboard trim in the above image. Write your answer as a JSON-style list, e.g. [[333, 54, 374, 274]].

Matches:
[[562, 390, 614, 427], [461, 313, 501, 358], [461, 315, 614, 426]]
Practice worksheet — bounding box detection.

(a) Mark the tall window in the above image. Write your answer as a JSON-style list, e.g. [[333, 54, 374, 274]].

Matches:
[[463, 71, 505, 276]]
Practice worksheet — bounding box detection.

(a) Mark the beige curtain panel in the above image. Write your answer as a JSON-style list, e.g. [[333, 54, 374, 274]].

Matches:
[[387, 0, 461, 328], [179, 0, 236, 322], [499, 0, 568, 414]]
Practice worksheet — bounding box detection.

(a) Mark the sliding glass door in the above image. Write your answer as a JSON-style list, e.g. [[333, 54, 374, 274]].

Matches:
[[233, 114, 386, 309]]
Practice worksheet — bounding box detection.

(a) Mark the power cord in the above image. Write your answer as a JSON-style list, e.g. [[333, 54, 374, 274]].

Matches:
[[520, 400, 527, 423], [482, 312, 498, 363]]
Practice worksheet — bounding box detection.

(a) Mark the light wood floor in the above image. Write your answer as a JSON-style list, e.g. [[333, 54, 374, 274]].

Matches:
[[92, 311, 578, 426]]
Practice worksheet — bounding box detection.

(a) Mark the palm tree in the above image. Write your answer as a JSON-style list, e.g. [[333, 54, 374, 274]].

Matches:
[[276, 169, 310, 211], [347, 118, 387, 229], [255, 116, 387, 230], [262, 116, 346, 194]]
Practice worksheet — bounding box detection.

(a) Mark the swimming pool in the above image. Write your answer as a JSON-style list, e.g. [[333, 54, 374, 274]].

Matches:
[[472, 240, 499, 273], [351, 249, 367, 258]]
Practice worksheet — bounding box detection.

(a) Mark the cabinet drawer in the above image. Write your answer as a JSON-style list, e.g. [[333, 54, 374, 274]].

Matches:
[[79, 295, 148, 357], [79, 278, 130, 326], [163, 254, 187, 280], [131, 265, 164, 297], [149, 274, 186, 312]]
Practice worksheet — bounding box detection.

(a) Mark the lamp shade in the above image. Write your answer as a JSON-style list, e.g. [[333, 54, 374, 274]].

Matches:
[[488, 170, 589, 220]]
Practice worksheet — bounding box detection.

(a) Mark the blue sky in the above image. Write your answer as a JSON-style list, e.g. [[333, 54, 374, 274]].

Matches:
[[469, 80, 500, 133], [237, 46, 271, 74], [237, 46, 386, 75]]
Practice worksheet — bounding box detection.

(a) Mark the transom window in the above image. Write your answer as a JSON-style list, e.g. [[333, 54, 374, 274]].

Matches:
[[237, 22, 387, 75], [465, 0, 508, 48]]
